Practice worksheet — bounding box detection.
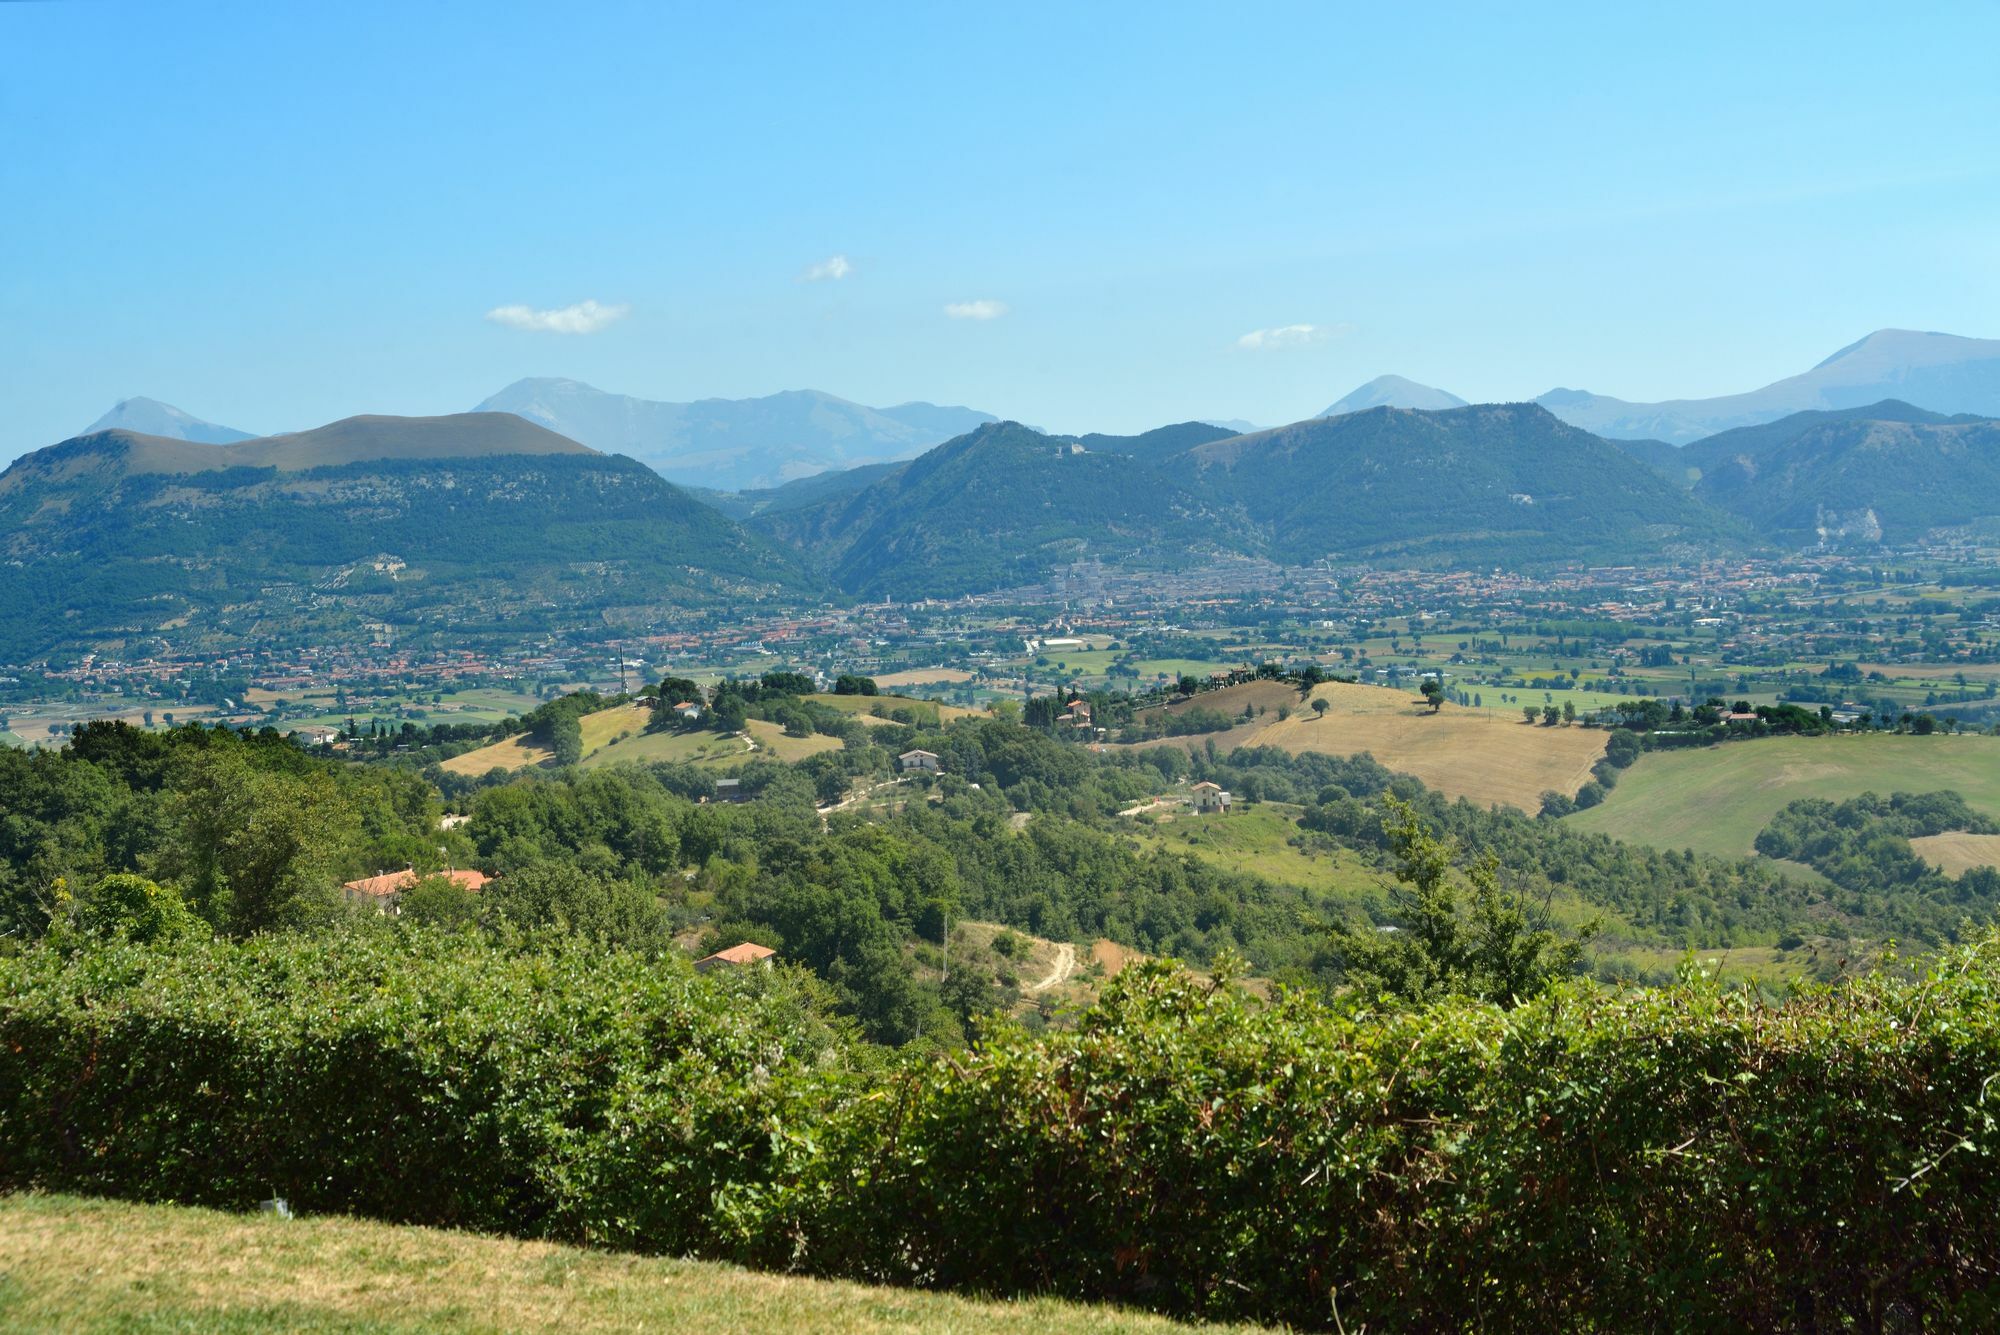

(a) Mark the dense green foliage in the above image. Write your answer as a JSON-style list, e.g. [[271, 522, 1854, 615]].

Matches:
[[1755, 790, 2000, 938], [7, 929, 2000, 1329]]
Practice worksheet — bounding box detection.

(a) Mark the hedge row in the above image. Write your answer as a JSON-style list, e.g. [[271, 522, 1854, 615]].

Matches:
[[6, 931, 2000, 1330]]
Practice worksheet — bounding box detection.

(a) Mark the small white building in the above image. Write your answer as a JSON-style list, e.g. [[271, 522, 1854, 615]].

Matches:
[[898, 748, 941, 773], [1190, 781, 1233, 815]]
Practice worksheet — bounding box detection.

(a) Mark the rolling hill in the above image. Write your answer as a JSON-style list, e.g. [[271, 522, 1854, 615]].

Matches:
[[1536, 329, 2000, 443], [0, 414, 810, 658], [79, 396, 254, 444], [474, 378, 996, 490]]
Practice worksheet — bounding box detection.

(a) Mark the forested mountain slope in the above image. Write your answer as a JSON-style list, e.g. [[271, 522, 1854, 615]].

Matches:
[[1184, 402, 1743, 566], [0, 415, 809, 657], [1692, 412, 2000, 545]]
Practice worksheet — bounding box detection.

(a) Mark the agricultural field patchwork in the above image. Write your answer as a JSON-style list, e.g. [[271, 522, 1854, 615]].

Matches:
[[1566, 734, 2000, 861]]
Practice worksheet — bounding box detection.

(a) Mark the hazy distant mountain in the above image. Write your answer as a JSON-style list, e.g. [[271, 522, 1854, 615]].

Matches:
[[1201, 418, 1262, 434], [1320, 375, 1468, 417], [0, 414, 806, 657], [1689, 406, 2000, 546], [82, 397, 253, 444], [473, 378, 996, 490], [1537, 330, 2000, 444]]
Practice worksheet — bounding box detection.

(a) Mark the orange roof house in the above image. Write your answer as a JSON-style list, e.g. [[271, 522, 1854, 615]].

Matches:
[[341, 867, 490, 907], [694, 941, 777, 972]]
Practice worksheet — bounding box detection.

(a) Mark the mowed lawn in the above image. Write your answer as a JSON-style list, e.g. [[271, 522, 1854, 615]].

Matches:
[[1248, 682, 1608, 813], [0, 1195, 1260, 1335], [1566, 734, 2000, 860]]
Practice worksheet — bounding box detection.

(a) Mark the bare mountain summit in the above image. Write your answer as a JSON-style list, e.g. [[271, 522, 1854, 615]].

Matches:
[[1536, 330, 2000, 443], [1320, 375, 1468, 417], [81, 397, 254, 444]]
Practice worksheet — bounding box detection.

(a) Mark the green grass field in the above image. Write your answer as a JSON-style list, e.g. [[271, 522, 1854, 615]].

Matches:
[[1124, 802, 1381, 893], [1566, 734, 2000, 860], [0, 1194, 1251, 1334]]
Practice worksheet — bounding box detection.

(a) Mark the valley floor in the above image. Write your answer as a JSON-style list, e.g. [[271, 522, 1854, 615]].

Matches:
[[0, 1194, 1265, 1334]]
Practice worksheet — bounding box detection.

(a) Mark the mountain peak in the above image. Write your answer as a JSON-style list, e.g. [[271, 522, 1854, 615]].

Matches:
[[1320, 375, 1469, 418], [82, 397, 254, 445], [471, 380, 998, 490], [1539, 329, 2000, 444]]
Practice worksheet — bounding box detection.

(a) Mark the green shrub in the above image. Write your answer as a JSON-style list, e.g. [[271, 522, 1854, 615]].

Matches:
[[7, 932, 2000, 1329]]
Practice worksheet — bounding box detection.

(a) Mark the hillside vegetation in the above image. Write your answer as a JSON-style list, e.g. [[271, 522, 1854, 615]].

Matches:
[[8, 931, 2000, 1330]]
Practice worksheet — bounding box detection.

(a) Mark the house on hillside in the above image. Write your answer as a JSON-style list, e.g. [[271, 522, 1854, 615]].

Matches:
[[899, 748, 941, 773], [1190, 781, 1233, 815], [695, 941, 777, 973], [341, 866, 490, 913], [1058, 698, 1093, 727], [670, 700, 703, 723], [712, 777, 747, 803]]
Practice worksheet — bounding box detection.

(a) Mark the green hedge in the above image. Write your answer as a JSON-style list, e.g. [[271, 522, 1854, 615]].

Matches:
[[6, 932, 2000, 1329]]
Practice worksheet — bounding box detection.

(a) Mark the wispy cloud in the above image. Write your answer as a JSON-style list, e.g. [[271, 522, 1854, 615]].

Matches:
[[485, 299, 630, 334], [801, 254, 853, 282], [1236, 322, 1345, 350], [945, 299, 1008, 321]]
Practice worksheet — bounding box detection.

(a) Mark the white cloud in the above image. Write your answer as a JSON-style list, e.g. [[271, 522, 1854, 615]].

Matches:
[[1236, 322, 1346, 350], [484, 299, 630, 334], [802, 254, 853, 282], [944, 299, 1008, 321]]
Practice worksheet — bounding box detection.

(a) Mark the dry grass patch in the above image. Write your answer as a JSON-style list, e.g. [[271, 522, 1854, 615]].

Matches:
[[873, 668, 975, 688], [1910, 831, 2000, 877], [0, 1194, 1255, 1334], [1248, 681, 1607, 813]]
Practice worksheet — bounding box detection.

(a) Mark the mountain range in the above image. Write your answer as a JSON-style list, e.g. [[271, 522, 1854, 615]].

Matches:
[[1317, 330, 2000, 444], [470, 379, 997, 490], [0, 413, 805, 658], [749, 406, 1739, 598], [1679, 403, 2000, 545]]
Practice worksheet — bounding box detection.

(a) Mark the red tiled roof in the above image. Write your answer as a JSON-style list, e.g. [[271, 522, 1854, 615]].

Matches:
[[341, 868, 491, 898], [697, 941, 777, 966]]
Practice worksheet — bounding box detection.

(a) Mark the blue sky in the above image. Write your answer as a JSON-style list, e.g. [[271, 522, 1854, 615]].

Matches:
[[4, 1, 1998, 461]]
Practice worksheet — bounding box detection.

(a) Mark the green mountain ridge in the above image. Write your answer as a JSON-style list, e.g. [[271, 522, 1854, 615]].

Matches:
[[1692, 413, 2000, 544], [755, 422, 1253, 598], [0, 416, 809, 659], [753, 406, 1746, 597]]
